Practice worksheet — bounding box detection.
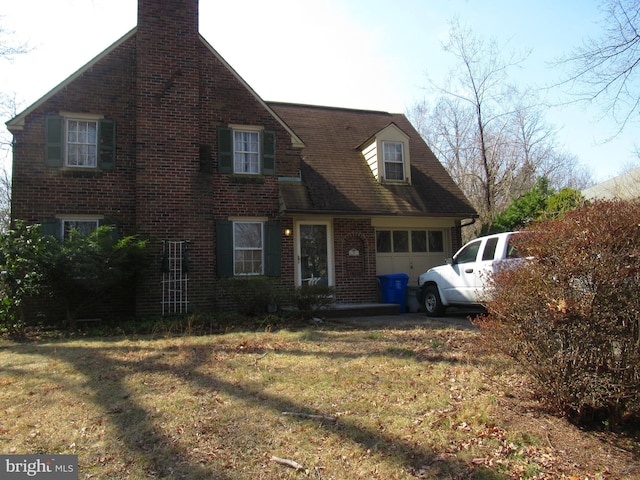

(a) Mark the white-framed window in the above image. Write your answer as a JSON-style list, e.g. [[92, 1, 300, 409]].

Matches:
[[233, 221, 264, 275], [217, 126, 275, 176], [382, 141, 405, 181], [45, 113, 115, 170], [66, 118, 99, 168], [362, 125, 411, 184], [60, 218, 100, 240], [233, 130, 260, 174], [376, 229, 444, 253]]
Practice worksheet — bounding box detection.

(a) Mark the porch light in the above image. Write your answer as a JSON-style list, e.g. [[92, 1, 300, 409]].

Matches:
[[284, 228, 292, 237]]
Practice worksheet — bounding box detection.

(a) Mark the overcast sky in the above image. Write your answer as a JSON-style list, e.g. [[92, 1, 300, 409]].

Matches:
[[2, 0, 638, 182]]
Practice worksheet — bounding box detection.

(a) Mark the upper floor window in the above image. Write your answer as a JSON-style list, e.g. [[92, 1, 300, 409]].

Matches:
[[217, 126, 276, 175], [66, 119, 98, 167], [383, 141, 405, 181], [45, 114, 116, 170], [234, 130, 260, 174], [362, 123, 411, 184]]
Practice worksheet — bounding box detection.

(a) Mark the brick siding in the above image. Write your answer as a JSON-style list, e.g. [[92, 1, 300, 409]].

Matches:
[[333, 218, 379, 303], [9, 0, 423, 321]]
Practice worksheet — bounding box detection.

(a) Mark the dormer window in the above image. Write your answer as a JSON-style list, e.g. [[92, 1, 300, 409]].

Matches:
[[361, 123, 411, 184], [383, 141, 405, 181]]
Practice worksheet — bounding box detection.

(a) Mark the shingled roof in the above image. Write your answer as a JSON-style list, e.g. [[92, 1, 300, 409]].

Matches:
[[270, 102, 476, 218]]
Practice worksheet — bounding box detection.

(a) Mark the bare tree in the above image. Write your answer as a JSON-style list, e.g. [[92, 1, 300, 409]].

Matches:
[[0, 20, 28, 59], [559, 0, 640, 131], [434, 20, 529, 222], [0, 20, 29, 231], [508, 97, 591, 191], [0, 168, 10, 229], [410, 20, 592, 234]]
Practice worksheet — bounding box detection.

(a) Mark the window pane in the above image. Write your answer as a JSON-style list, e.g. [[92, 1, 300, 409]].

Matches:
[[428, 231, 443, 252], [234, 222, 262, 248], [383, 142, 404, 180], [383, 142, 403, 162], [66, 120, 97, 167], [384, 162, 404, 180], [233, 222, 263, 275], [455, 241, 480, 264], [63, 220, 98, 240], [411, 231, 427, 252], [482, 237, 499, 261], [393, 230, 409, 253], [233, 131, 260, 174], [234, 249, 262, 275], [376, 231, 391, 253], [506, 236, 520, 259]]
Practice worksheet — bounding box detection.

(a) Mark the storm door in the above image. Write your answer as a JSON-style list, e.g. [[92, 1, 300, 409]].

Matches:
[[297, 223, 333, 287]]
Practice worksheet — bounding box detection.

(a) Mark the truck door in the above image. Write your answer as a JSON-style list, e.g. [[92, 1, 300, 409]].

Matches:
[[442, 239, 482, 303], [473, 236, 500, 302]]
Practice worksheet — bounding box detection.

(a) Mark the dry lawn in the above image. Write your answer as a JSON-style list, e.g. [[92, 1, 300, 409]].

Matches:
[[0, 316, 638, 479]]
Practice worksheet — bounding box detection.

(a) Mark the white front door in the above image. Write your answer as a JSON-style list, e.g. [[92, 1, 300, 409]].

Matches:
[[296, 222, 334, 287]]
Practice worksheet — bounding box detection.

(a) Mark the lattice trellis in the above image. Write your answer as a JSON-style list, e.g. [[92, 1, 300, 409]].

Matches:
[[161, 240, 189, 315]]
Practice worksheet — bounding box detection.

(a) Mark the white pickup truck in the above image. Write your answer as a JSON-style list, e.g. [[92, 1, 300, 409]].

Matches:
[[417, 232, 520, 316]]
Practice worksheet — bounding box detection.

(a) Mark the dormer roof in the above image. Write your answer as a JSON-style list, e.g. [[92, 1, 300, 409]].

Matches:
[[271, 102, 476, 218]]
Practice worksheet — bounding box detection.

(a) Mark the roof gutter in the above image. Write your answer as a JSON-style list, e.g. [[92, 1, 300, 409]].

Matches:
[[460, 218, 476, 228]]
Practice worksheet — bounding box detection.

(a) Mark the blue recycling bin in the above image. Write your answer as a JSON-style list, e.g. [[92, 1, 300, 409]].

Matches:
[[377, 273, 410, 313]]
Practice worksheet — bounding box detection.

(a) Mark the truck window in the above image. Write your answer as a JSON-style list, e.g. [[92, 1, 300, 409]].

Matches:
[[482, 237, 499, 261], [455, 240, 481, 264], [506, 235, 520, 258]]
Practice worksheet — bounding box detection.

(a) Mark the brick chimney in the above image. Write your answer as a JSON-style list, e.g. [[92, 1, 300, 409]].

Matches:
[[135, 0, 201, 314]]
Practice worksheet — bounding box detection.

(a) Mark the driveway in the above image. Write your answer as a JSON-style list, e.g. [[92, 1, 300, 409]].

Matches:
[[328, 309, 480, 330]]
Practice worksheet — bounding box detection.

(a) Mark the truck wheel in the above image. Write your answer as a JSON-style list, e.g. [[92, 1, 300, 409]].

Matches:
[[423, 285, 446, 317]]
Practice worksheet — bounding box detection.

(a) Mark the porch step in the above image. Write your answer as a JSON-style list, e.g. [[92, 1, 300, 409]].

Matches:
[[318, 303, 401, 318]]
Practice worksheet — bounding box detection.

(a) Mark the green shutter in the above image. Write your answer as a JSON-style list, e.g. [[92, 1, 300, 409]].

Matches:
[[45, 115, 64, 167], [216, 220, 234, 277], [98, 119, 116, 170], [217, 127, 233, 174], [40, 219, 61, 240], [264, 220, 281, 277], [262, 130, 276, 175]]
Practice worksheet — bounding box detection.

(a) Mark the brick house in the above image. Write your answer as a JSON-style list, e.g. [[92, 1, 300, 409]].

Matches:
[[6, 0, 476, 319]]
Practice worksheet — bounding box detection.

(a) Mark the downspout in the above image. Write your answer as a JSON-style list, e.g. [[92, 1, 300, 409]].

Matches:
[[460, 218, 476, 228]]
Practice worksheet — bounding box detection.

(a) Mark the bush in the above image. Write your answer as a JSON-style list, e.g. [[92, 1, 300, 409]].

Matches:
[[47, 226, 149, 329], [478, 200, 640, 426], [223, 277, 286, 316], [0, 224, 149, 333], [0, 223, 56, 336], [293, 285, 335, 319]]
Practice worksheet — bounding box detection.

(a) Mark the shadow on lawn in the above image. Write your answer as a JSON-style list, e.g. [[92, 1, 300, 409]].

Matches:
[[5, 336, 501, 480]]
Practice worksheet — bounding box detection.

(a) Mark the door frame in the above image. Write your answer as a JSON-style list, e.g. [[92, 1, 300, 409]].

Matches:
[[294, 219, 335, 287]]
